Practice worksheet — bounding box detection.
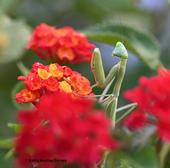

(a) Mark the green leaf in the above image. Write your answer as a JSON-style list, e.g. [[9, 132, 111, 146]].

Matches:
[[0, 15, 31, 63], [105, 145, 159, 168], [4, 148, 14, 160], [7, 123, 21, 133], [84, 23, 160, 69], [159, 143, 170, 168], [0, 138, 13, 149], [0, 0, 19, 15]]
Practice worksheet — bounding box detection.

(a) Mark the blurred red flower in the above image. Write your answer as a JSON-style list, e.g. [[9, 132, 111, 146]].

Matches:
[[27, 23, 95, 64], [16, 62, 92, 103], [123, 68, 170, 142], [15, 92, 117, 168]]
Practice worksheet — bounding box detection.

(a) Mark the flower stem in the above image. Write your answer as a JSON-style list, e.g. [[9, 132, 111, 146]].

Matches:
[[100, 151, 109, 168], [16, 61, 29, 76], [0, 138, 13, 149], [159, 142, 170, 168]]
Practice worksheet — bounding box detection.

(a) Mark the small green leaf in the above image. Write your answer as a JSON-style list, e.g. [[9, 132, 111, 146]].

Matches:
[[0, 0, 19, 15], [85, 23, 160, 69], [0, 138, 13, 149], [7, 123, 22, 133], [0, 15, 31, 63], [105, 145, 159, 168], [119, 159, 134, 168], [4, 148, 14, 160], [159, 143, 170, 168]]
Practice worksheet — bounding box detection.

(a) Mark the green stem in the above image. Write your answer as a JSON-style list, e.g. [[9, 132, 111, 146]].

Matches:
[[0, 138, 13, 149], [4, 148, 15, 159], [16, 61, 29, 76], [159, 142, 170, 168], [8, 122, 22, 133], [100, 151, 109, 168], [92, 83, 97, 89]]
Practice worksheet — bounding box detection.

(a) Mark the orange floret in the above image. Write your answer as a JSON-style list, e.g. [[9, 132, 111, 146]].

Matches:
[[49, 64, 63, 79], [38, 68, 51, 80], [59, 81, 72, 93], [16, 89, 40, 103]]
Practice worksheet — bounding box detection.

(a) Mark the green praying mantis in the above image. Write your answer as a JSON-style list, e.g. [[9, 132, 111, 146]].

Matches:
[[91, 41, 137, 128]]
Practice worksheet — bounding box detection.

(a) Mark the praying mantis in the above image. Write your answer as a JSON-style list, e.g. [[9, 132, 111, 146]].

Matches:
[[91, 41, 137, 128]]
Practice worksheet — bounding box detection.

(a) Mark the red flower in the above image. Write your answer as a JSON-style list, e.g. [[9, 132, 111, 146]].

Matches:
[[15, 92, 117, 168], [16, 62, 92, 103], [27, 23, 95, 64], [123, 68, 170, 142], [123, 110, 147, 130]]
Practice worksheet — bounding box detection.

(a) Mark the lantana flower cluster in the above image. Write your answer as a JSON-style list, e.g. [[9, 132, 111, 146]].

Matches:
[[15, 92, 117, 168], [16, 62, 92, 103], [28, 23, 95, 64], [123, 68, 170, 141]]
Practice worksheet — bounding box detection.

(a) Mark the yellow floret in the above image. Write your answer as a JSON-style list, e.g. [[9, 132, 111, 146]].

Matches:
[[59, 81, 72, 93]]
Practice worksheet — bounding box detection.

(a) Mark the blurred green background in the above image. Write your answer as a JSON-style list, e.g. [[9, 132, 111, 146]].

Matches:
[[0, 0, 170, 167]]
